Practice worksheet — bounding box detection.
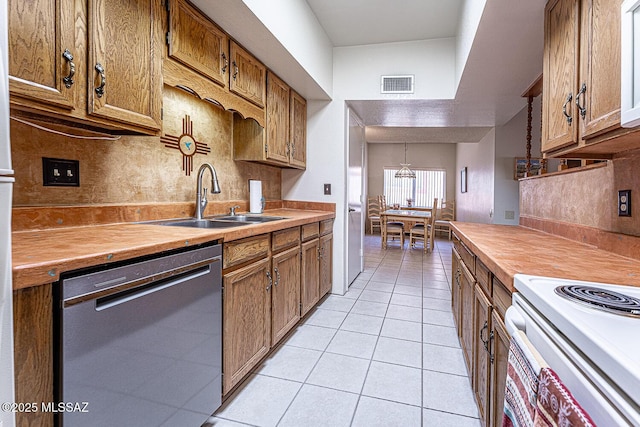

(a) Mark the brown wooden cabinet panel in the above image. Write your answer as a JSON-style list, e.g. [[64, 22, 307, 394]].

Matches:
[[271, 246, 301, 345], [301, 222, 320, 242], [489, 312, 510, 427], [8, 0, 76, 111], [223, 234, 270, 270], [230, 41, 266, 108], [87, 0, 162, 131], [168, 0, 229, 88], [300, 239, 320, 316], [473, 285, 492, 426], [542, 0, 580, 153], [272, 226, 300, 253], [319, 233, 333, 297], [451, 248, 462, 333], [289, 89, 307, 168], [460, 260, 475, 371], [223, 258, 271, 394], [266, 72, 291, 164]]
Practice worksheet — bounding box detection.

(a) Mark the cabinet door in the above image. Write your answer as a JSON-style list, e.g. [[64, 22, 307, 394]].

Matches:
[[223, 258, 271, 394], [473, 285, 492, 426], [542, 0, 580, 152], [489, 312, 510, 427], [300, 239, 320, 316], [289, 90, 307, 169], [319, 233, 333, 297], [168, 0, 229, 88], [266, 72, 291, 164], [8, 0, 76, 110], [459, 260, 475, 372], [230, 41, 266, 108], [451, 249, 462, 333], [87, 0, 162, 131], [271, 246, 301, 345], [579, 0, 621, 139]]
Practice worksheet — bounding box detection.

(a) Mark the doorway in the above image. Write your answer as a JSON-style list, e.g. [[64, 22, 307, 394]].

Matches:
[[347, 108, 364, 285]]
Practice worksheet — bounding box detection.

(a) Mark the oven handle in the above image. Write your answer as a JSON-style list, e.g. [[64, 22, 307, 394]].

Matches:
[[505, 304, 526, 337]]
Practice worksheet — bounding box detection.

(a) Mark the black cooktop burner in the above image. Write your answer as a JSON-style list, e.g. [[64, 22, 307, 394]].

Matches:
[[555, 285, 640, 317]]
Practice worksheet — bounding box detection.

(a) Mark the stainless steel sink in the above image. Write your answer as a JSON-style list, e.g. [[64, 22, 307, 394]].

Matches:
[[152, 219, 251, 228], [213, 215, 286, 223]]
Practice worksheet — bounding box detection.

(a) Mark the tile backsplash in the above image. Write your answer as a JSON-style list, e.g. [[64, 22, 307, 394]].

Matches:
[[10, 86, 281, 206]]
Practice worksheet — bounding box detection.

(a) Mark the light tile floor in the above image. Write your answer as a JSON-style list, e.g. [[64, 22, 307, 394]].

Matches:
[[206, 235, 480, 427]]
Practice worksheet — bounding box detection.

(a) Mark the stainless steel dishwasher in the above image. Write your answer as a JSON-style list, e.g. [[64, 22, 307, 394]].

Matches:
[[57, 243, 222, 427]]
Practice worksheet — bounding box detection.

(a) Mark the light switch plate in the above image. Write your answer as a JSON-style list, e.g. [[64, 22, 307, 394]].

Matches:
[[324, 183, 331, 195], [618, 189, 631, 216]]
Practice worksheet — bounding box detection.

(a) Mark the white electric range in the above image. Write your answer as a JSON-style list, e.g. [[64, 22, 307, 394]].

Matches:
[[506, 274, 640, 426]]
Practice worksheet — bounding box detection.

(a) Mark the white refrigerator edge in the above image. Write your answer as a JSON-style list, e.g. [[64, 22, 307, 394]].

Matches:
[[0, 0, 16, 426]]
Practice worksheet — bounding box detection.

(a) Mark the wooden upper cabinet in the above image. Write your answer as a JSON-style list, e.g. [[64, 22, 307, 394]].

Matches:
[[289, 90, 307, 168], [266, 72, 291, 164], [87, 0, 162, 131], [168, 0, 229, 88], [542, 0, 632, 156], [579, 0, 621, 138], [8, 0, 76, 110], [230, 41, 266, 108], [8, 0, 162, 134], [542, 0, 580, 153]]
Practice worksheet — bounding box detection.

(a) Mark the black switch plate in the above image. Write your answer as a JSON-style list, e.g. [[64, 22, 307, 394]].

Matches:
[[43, 158, 80, 186], [324, 183, 331, 195], [618, 189, 631, 216]]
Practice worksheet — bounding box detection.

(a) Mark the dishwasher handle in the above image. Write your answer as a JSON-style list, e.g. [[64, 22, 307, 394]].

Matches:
[[95, 262, 215, 311]]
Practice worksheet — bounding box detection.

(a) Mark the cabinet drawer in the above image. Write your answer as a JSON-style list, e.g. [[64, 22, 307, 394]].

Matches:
[[301, 222, 319, 242], [272, 227, 300, 253], [459, 241, 475, 276], [492, 276, 511, 320], [319, 219, 334, 236], [223, 234, 270, 269], [476, 259, 492, 296]]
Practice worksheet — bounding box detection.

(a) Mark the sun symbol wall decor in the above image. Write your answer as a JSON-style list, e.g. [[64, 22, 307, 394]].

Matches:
[[160, 114, 211, 176]]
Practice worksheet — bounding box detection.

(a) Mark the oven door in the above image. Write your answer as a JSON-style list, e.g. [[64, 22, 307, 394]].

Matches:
[[506, 294, 639, 426]]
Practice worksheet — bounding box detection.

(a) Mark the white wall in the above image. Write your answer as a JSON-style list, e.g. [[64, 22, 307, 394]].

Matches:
[[456, 129, 495, 224], [334, 38, 456, 100], [493, 97, 541, 225], [367, 143, 457, 204], [455, 0, 488, 87]]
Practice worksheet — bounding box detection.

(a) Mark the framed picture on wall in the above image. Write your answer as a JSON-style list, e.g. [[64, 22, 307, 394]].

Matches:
[[460, 167, 467, 193], [514, 157, 543, 180]]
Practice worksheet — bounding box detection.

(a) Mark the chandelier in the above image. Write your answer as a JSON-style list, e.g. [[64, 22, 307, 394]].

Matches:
[[395, 142, 416, 179]]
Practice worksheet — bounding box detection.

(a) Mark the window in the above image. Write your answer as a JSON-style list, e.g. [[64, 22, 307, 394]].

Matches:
[[383, 168, 446, 207]]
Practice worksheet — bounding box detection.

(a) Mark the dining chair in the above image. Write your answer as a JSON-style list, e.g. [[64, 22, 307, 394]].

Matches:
[[367, 197, 381, 234], [409, 198, 438, 251], [434, 199, 455, 240], [383, 221, 405, 248]]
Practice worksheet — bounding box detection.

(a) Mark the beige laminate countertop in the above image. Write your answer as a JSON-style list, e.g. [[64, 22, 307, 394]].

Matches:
[[12, 209, 334, 290], [450, 222, 640, 292]]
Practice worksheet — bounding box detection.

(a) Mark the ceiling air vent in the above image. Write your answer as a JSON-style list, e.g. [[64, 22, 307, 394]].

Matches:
[[381, 75, 414, 94]]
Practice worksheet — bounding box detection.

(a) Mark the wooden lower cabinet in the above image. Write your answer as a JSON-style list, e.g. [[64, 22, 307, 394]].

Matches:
[[459, 259, 475, 371], [473, 284, 492, 425], [300, 239, 320, 316], [271, 246, 301, 345], [451, 249, 462, 332], [319, 233, 333, 297], [222, 257, 271, 394], [489, 311, 510, 427]]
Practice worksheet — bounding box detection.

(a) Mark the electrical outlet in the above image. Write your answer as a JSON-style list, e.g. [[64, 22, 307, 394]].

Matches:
[[618, 190, 631, 216], [324, 183, 331, 195], [43, 158, 80, 187]]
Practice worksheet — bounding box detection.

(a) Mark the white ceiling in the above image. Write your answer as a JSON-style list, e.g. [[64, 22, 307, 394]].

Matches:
[[191, 0, 546, 144]]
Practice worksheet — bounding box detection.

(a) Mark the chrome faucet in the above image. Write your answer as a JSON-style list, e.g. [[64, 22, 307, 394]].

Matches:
[[195, 163, 221, 220]]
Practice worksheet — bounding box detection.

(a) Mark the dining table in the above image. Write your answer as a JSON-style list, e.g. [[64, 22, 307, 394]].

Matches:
[[381, 208, 433, 252]]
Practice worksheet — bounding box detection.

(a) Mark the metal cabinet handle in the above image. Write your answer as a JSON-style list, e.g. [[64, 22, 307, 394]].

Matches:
[[266, 271, 273, 291], [317, 246, 321, 260], [62, 49, 75, 88], [488, 329, 495, 364], [232, 60, 238, 80], [562, 92, 573, 125], [274, 267, 280, 287], [286, 142, 291, 157], [576, 83, 587, 119], [221, 52, 228, 74], [480, 321, 489, 352], [94, 63, 106, 98], [455, 268, 461, 288], [291, 142, 296, 158]]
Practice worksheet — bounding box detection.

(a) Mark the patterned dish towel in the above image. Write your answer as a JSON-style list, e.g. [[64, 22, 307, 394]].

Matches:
[[503, 330, 548, 427], [533, 367, 596, 427]]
